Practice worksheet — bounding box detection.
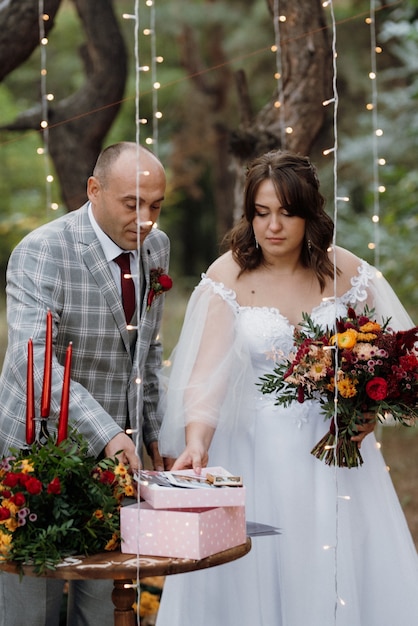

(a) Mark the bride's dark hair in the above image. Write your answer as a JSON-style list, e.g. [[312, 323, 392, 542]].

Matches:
[[224, 150, 337, 291]]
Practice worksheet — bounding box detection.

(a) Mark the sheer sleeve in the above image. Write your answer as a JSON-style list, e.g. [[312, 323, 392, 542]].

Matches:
[[366, 266, 415, 330], [158, 276, 253, 457]]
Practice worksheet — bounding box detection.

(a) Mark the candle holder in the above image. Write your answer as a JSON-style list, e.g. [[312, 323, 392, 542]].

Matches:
[[38, 418, 50, 446], [26, 312, 71, 447]]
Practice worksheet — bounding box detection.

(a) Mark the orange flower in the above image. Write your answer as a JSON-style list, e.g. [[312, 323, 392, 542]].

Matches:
[[356, 332, 377, 342], [337, 376, 358, 398], [104, 532, 119, 551], [360, 321, 381, 333], [331, 329, 358, 349]]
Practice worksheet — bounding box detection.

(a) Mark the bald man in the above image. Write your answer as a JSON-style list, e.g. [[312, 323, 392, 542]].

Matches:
[[0, 142, 171, 625]]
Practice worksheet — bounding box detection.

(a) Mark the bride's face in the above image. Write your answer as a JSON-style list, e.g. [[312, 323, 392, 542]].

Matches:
[[252, 178, 306, 260]]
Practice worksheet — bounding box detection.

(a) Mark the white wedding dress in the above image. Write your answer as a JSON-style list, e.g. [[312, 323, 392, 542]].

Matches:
[[157, 260, 418, 626]]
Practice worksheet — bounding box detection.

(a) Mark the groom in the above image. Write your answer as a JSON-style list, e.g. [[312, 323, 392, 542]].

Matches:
[[0, 142, 171, 625]]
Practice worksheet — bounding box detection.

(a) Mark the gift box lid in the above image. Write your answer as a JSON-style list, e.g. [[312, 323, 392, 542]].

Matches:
[[138, 466, 246, 509]]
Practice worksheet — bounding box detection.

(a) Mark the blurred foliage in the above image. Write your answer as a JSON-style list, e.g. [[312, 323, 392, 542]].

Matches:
[[0, 0, 417, 323]]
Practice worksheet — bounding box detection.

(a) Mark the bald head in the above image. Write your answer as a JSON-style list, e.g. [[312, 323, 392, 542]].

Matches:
[[87, 142, 166, 249], [92, 142, 165, 188]]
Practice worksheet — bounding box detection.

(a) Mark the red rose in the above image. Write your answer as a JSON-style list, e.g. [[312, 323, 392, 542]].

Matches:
[[365, 377, 388, 401], [47, 477, 61, 495], [159, 274, 173, 291], [3, 472, 20, 488], [10, 492, 26, 506], [18, 473, 30, 487], [0, 506, 11, 520], [98, 470, 115, 485], [25, 477, 43, 495]]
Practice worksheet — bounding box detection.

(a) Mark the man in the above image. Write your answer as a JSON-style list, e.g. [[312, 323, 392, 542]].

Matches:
[[0, 142, 170, 625]]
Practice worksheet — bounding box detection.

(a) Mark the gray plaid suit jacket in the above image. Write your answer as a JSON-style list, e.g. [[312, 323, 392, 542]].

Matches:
[[0, 203, 170, 458]]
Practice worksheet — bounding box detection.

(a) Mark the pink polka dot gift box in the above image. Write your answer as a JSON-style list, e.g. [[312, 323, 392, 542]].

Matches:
[[120, 467, 246, 558]]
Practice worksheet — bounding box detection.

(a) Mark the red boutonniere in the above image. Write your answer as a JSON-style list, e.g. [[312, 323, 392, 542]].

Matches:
[[147, 267, 173, 310]]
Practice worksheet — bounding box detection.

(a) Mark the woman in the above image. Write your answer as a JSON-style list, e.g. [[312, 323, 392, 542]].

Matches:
[[157, 151, 418, 625]]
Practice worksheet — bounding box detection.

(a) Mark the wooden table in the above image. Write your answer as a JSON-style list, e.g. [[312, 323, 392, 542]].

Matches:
[[0, 539, 251, 626]]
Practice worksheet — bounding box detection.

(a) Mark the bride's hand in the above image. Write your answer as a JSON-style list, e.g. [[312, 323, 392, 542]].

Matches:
[[171, 445, 209, 473], [351, 412, 376, 448]]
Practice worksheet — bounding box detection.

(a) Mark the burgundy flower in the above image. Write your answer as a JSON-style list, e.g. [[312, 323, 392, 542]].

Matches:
[[347, 307, 357, 320], [396, 328, 418, 351]]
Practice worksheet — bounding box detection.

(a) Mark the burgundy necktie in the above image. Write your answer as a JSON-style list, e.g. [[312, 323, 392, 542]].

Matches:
[[114, 253, 136, 322]]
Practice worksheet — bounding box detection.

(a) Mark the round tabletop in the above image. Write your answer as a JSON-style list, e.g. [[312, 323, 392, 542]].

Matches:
[[0, 538, 252, 580], [1, 540, 251, 626]]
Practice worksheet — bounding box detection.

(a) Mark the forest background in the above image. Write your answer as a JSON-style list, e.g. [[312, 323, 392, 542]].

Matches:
[[0, 0, 417, 545]]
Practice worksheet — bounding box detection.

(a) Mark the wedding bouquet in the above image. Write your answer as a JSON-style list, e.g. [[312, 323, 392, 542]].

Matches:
[[259, 306, 418, 468], [0, 430, 135, 574]]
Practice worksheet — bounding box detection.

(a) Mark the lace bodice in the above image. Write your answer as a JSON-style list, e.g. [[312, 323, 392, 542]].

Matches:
[[201, 260, 373, 377]]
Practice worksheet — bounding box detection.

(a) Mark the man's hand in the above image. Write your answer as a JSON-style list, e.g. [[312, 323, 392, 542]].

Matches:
[[104, 432, 141, 471]]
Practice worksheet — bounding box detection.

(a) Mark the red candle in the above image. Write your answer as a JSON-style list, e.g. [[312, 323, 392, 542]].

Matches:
[[57, 342, 72, 445], [26, 338, 35, 445], [40, 310, 53, 418]]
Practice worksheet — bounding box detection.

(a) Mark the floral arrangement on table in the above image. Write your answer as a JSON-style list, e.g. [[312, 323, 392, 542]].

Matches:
[[259, 306, 418, 468], [147, 267, 173, 310], [0, 430, 135, 574]]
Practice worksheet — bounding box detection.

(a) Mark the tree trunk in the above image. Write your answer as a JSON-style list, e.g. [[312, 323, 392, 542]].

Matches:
[[230, 0, 332, 220], [0, 0, 127, 211], [0, 0, 62, 81]]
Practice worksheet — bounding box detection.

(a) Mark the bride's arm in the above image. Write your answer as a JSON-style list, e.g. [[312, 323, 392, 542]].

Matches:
[[158, 278, 238, 467]]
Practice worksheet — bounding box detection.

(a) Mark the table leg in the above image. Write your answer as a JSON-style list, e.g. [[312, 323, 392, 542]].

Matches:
[[111, 579, 137, 626]]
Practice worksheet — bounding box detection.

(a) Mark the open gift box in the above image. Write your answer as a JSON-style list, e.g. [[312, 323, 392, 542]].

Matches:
[[138, 466, 246, 509], [120, 501, 246, 559]]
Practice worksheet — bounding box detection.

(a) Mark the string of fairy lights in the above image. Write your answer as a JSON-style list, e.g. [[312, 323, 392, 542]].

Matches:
[[33, 0, 386, 621], [366, 0, 384, 269], [37, 0, 164, 614], [271, 1, 384, 620], [37, 0, 58, 213], [121, 1, 164, 612]]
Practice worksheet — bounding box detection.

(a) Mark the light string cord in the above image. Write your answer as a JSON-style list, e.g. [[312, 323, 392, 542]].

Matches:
[[368, 0, 381, 269], [133, 0, 142, 616], [149, 1, 159, 153], [119, 0, 144, 617], [272, 0, 286, 148], [323, 1, 342, 621], [38, 0, 53, 213]]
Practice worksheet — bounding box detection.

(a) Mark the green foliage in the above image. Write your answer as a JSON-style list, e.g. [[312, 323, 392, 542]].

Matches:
[[0, 431, 132, 574]]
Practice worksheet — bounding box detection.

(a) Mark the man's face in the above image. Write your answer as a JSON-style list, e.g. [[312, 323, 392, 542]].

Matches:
[[88, 150, 166, 250]]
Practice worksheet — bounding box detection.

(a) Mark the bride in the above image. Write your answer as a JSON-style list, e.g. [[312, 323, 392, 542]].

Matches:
[[156, 150, 418, 625]]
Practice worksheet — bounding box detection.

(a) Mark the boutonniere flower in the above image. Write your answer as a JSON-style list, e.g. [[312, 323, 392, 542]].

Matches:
[[147, 267, 173, 310]]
